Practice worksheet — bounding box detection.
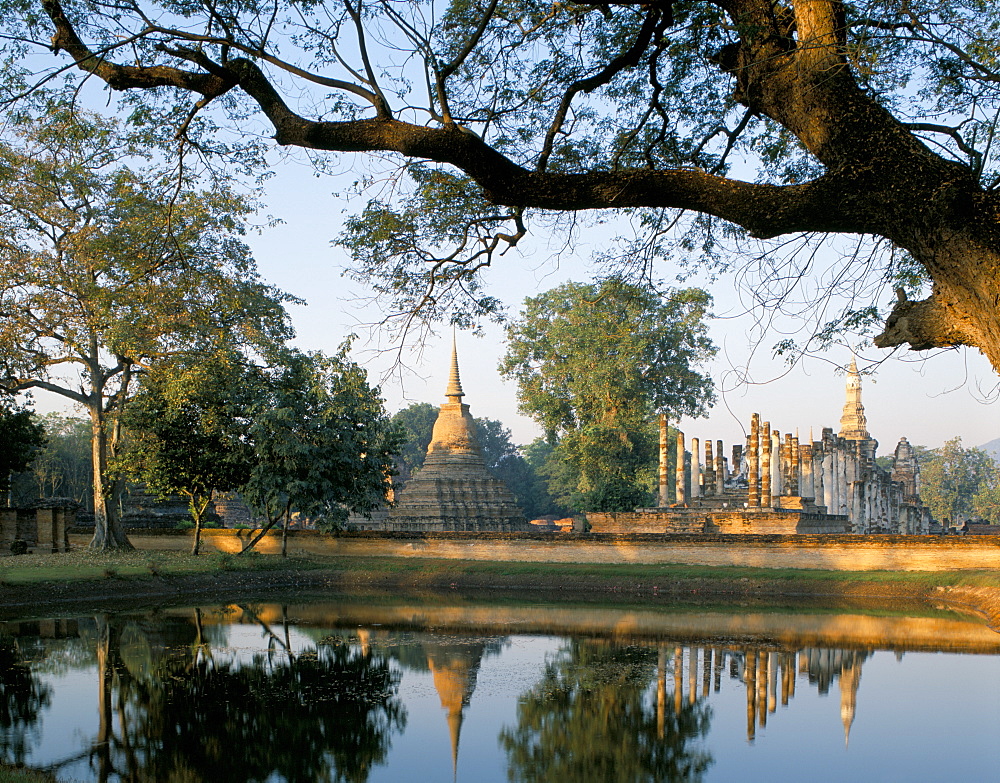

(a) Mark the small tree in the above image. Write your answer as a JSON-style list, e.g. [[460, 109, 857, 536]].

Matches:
[[0, 393, 45, 503], [121, 351, 261, 555], [240, 347, 402, 554], [919, 438, 1000, 525], [500, 279, 715, 511]]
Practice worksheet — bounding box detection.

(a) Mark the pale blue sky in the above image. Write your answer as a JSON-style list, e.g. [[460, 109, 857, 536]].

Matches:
[[246, 159, 998, 454], [26, 147, 999, 455]]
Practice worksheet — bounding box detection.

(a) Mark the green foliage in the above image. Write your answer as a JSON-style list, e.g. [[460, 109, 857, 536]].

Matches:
[[500, 279, 715, 511], [9, 413, 91, 509], [3, 1, 1000, 361], [918, 438, 1000, 523], [388, 402, 439, 484], [120, 349, 263, 547], [242, 346, 402, 532], [0, 394, 45, 493], [0, 103, 293, 549]]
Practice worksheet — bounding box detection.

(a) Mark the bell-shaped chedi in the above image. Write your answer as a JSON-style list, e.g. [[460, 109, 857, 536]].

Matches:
[[388, 336, 527, 531]]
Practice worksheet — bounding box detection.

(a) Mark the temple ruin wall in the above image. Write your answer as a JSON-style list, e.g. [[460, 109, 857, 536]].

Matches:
[[71, 530, 1000, 572]]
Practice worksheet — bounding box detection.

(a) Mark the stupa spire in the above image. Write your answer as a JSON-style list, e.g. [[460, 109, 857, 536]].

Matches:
[[445, 330, 464, 402]]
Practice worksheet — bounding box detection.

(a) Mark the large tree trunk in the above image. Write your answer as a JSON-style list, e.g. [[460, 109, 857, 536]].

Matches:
[[88, 405, 133, 552]]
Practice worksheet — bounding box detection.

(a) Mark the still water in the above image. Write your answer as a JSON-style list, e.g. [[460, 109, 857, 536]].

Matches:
[[1, 594, 999, 782]]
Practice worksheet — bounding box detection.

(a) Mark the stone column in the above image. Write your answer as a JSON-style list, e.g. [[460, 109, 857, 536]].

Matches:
[[748, 415, 760, 508], [659, 414, 669, 507], [800, 443, 814, 499], [789, 435, 800, 496], [822, 449, 834, 512], [691, 438, 701, 500], [675, 431, 686, 505], [839, 448, 849, 517], [770, 429, 782, 500], [732, 444, 743, 480], [704, 440, 715, 496], [831, 448, 842, 516], [760, 422, 771, 507], [716, 440, 726, 495]]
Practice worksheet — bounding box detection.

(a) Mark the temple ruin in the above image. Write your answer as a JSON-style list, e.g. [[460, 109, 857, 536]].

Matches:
[[589, 359, 933, 534], [353, 337, 527, 532]]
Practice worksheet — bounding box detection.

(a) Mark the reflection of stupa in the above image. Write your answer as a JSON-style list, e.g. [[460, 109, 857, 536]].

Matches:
[[387, 337, 527, 531], [426, 642, 486, 781]]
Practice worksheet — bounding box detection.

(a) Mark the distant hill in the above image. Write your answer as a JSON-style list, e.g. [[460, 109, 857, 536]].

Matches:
[[980, 437, 1000, 460]]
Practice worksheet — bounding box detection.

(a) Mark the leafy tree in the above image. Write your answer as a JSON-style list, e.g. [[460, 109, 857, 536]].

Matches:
[[0, 393, 45, 500], [9, 1, 1000, 372], [121, 351, 262, 555], [388, 403, 439, 484], [918, 438, 1000, 524], [15, 414, 92, 509], [0, 105, 292, 550], [500, 280, 714, 511], [241, 347, 402, 553]]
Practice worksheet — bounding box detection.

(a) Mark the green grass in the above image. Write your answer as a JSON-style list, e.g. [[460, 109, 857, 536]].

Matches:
[[0, 549, 321, 586], [307, 553, 1000, 589], [2, 549, 999, 595]]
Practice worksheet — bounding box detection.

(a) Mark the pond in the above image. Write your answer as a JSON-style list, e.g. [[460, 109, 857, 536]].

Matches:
[[1, 593, 998, 782]]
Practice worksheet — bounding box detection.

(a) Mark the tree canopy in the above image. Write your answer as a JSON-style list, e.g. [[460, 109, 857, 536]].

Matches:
[[0, 394, 45, 497], [917, 437, 1000, 525], [242, 346, 402, 546], [4, 1, 1000, 371], [500, 279, 714, 510], [121, 350, 262, 554], [0, 105, 293, 549]]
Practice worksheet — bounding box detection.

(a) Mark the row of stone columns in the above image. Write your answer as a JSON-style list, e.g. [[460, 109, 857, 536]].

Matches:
[[667, 429, 732, 505]]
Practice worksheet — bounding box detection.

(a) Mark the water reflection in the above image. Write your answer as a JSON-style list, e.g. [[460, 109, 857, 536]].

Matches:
[[0, 597, 997, 782], [501, 641, 712, 782], [2, 610, 406, 782]]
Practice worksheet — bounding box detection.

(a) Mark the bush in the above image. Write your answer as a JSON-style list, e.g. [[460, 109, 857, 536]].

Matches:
[[8, 540, 27, 556]]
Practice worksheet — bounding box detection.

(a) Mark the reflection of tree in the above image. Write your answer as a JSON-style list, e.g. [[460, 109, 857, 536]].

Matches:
[[501, 641, 712, 783], [0, 636, 50, 765], [62, 612, 407, 783]]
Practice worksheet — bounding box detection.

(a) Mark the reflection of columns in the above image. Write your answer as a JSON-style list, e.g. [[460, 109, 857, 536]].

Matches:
[[761, 423, 771, 507], [689, 647, 698, 705], [702, 647, 712, 698], [674, 646, 684, 715], [768, 652, 778, 714], [658, 414, 669, 507], [757, 652, 768, 727], [657, 647, 667, 738], [745, 650, 757, 742], [748, 415, 760, 508], [676, 432, 686, 505], [691, 438, 701, 499]]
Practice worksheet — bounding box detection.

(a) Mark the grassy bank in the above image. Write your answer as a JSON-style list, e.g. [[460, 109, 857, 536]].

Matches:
[[2, 548, 1000, 604]]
